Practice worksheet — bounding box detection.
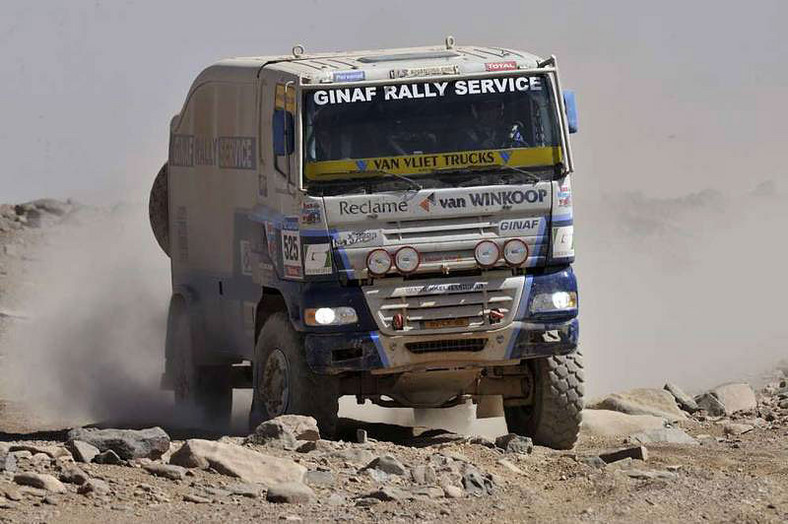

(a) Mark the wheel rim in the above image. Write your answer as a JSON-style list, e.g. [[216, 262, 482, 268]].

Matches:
[[262, 348, 289, 417]]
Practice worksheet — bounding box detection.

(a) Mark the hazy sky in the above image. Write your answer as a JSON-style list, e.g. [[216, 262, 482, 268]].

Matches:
[[2, 0, 787, 202]]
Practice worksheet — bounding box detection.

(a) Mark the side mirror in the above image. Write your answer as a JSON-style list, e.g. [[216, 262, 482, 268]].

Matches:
[[272, 109, 294, 155], [563, 90, 578, 134]]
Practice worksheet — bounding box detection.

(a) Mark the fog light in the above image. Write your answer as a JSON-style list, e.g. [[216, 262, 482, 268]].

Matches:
[[503, 239, 529, 266], [474, 240, 500, 268], [366, 249, 392, 276], [305, 307, 358, 326], [394, 246, 420, 273]]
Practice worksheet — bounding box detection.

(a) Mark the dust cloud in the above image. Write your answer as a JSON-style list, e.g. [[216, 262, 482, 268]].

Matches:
[[578, 180, 788, 397], [0, 202, 173, 427]]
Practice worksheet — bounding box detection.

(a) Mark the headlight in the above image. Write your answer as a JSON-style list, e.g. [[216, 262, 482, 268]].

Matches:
[[503, 239, 529, 266], [305, 307, 358, 326], [474, 240, 500, 268], [366, 249, 392, 276], [530, 291, 578, 313], [394, 246, 420, 273]]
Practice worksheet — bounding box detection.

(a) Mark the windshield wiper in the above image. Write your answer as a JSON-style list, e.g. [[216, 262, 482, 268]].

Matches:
[[431, 164, 541, 185]]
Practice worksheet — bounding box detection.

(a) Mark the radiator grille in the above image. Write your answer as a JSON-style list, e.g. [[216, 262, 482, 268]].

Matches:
[[405, 338, 487, 353]]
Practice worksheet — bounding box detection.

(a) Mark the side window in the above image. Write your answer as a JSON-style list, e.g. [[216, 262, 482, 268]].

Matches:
[[273, 83, 295, 180]]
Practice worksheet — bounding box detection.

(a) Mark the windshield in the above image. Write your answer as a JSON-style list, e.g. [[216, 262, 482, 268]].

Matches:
[[302, 74, 562, 192]]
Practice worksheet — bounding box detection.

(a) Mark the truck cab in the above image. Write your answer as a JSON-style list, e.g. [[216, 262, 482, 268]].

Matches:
[[150, 39, 583, 448]]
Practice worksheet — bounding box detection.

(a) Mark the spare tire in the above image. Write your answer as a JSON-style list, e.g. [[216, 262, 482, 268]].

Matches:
[[149, 163, 170, 256]]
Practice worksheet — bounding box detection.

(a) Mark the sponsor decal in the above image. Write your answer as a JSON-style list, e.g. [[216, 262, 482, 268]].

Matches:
[[485, 61, 518, 72], [281, 229, 302, 279], [338, 199, 408, 216], [301, 202, 322, 225], [265, 222, 277, 258], [333, 230, 378, 248], [239, 240, 253, 276], [304, 243, 332, 275], [419, 193, 435, 212], [169, 134, 256, 170], [552, 225, 574, 258], [498, 218, 542, 236], [557, 181, 572, 207], [310, 76, 542, 106], [305, 146, 562, 179], [333, 70, 366, 82], [169, 135, 194, 167], [542, 330, 561, 342], [469, 189, 548, 206]]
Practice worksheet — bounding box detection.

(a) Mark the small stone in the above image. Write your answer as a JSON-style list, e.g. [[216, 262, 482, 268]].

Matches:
[[494, 433, 533, 454], [77, 478, 110, 496], [367, 486, 408, 501], [247, 420, 298, 449], [93, 449, 124, 465], [462, 470, 494, 496], [225, 482, 262, 498], [598, 446, 649, 464], [624, 469, 677, 480], [355, 497, 380, 507], [295, 441, 317, 453], [14, 472, 67, 493], [578, 456, 606, 469], [58, 465, 89, 485], [67, 427, 171, 460], [413, 486, 444, 499], [723, 423, 754, 436], [305, 470, 334, 487], [9, 444, 70, 459], [266, 482, 315, 504], [496, 458, 525, 474], [364, 455, 407, 476], [443, 485, 464, 498], [411, 464, 437, 484], [1, 453, 17, 473], [468, 436, 496, 449], [66, 440, 100, 463], [2, 486, 22, 501], [356, 429, 368, 444], [328, 493, 346, 506], [144, 463, 187, 481], [664, 383, 699, 413], [183, 493, 211, 504], [628, 428, 698, 446], [43, 495, 58, 505]]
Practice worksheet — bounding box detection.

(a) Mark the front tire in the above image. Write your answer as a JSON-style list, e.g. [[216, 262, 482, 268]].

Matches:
[[504, 351, 584, 450], [249, 312, 339, 437]]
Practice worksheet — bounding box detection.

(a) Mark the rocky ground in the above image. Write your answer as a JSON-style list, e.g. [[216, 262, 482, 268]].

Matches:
[[0, 201, 786, 523]]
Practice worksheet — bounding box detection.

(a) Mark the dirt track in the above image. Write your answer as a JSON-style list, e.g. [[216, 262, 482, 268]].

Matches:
[[0, 204, 786, 523]]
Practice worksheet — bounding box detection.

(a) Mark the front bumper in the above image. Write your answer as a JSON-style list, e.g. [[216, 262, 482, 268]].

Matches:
[[304, 317, 578, 375]]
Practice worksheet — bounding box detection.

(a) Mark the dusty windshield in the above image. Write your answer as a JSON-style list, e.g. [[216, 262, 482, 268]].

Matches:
[[302, 74, 562, 191]]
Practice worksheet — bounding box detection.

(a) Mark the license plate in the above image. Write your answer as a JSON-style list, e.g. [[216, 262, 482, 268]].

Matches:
[[424, 318, 470, 329]]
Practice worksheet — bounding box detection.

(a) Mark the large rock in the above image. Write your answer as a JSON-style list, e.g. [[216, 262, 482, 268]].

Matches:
[[14, 473, 66, 493], [663, 383, 699, 413], [270, 415, 320, 441], [65, 440, 100, 463], [696, 383, 757, 416], [67, 427, 170, 460], [247, 420, 298, 449], [169, 439, 305, 485], [587, 389, 686, 422], [628, 427, 698, 445], [581, 410, 666, 437]]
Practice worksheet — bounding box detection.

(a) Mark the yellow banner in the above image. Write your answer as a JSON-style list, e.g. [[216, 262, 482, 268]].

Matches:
[[304, 147, 562, 180]]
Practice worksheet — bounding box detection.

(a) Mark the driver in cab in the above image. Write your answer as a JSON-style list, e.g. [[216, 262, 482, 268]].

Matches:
[[459, 99, 528, 151]]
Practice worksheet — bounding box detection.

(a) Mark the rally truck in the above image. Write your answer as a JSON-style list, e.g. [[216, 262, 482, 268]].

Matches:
[[150, 37, 583, 448]]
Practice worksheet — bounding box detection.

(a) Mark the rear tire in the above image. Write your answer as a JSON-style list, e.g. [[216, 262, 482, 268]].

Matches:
[[169, 301, 232, 430], [149, 163, 170, 256], [504, 351, 584, 450], [249, 312, 339, 437]]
